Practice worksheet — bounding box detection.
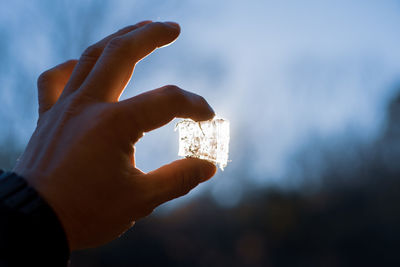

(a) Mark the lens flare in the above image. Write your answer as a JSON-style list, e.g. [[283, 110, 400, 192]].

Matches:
[[176, 117, 230, 170]]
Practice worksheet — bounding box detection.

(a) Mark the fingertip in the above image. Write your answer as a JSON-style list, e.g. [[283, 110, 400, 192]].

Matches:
[[195, 97, 215, 122], [144, 21, 181, 48], [164, 21, 180, 31], [171, 157, 216, 181], [163, 22, 181, 41], [145, 158, 216, 205], [53, 59, 78, 71], [192, 158, 217, 182], [201, 161, 217, 182], [205, 102, 216, 120]]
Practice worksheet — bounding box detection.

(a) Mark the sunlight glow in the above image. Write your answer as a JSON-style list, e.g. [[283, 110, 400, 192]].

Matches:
[[176, 117, 230, 170]]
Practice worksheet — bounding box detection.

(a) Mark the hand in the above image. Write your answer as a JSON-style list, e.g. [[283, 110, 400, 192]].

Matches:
[[13, 21, 216, 250]]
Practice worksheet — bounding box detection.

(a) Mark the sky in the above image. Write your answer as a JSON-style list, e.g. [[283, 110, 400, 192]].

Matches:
[[0, 0, 400, 207]]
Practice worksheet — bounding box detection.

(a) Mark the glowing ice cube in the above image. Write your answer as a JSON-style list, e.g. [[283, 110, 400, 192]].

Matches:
[[176, 117, 230, 170]]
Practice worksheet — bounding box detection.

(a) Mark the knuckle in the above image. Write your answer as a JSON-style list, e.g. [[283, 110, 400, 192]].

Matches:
[[101, 105, 123, 124], [60, 92, 96, 119], [81, 44, 103, 61], [105, 36, 135, 59], [159, 85, 188, 114], [164, 85, 185, 100], [107, 36, 128, 51]]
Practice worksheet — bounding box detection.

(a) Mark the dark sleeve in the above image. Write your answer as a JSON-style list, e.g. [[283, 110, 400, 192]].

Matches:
[[0, 170, 70, 267]]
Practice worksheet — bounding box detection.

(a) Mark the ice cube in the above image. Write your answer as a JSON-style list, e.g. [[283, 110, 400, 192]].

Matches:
[[176, 117, 230, 170]]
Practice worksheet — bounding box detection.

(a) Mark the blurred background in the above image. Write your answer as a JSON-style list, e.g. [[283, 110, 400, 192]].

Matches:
[[1, 0, 400, 266]]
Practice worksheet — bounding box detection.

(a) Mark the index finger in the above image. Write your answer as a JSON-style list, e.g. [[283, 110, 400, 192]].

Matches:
[[117, 85, 215, 136], [79, 22, 181, 102]]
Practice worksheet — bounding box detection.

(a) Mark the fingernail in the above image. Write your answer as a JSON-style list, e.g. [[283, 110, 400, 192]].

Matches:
[[164, 21, 180, 30]]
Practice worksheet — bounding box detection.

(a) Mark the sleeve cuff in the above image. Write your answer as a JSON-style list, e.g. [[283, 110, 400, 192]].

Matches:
[[0, 171, 70, 266]]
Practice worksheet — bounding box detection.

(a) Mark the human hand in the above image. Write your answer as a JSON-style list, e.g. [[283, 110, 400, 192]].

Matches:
[[13, 21, 216, 250]]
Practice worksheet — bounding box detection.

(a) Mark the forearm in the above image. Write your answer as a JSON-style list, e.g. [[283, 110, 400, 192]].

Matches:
[[0, 170, 70, 267]]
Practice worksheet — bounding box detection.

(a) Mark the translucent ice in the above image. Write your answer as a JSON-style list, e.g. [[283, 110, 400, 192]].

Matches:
[[176, 117, 230, 170]]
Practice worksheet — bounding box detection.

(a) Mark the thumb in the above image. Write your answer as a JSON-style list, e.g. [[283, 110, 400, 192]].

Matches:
[[37, 59, 77, 114], [145, 158, 216, 207]]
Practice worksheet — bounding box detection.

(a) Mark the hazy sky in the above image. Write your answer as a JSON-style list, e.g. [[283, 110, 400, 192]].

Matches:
[[1, 0, 400, 207]]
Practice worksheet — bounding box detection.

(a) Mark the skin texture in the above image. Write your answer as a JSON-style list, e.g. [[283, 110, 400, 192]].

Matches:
[[13, 21, 217, 251]]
